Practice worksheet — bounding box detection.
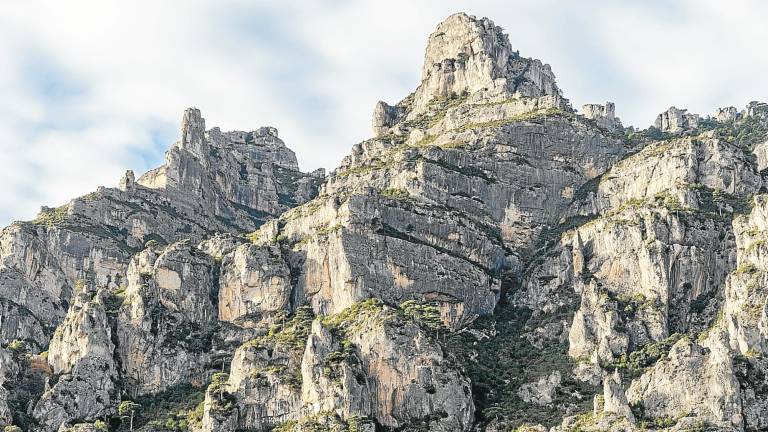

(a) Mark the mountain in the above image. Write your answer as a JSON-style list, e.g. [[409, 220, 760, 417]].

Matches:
[[2, 11, 768, 432]]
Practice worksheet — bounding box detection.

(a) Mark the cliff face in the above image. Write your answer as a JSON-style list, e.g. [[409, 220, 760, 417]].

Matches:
[[2, 11, 768, 432]]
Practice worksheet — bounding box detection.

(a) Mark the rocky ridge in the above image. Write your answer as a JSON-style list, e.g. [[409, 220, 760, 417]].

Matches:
[[1, 10, 768, 432]]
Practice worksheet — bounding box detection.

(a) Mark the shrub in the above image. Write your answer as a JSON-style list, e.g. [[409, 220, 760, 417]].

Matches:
[[380, 188, 411, 200], [400, 300, 443, 331], [7, 339, 26, 354]]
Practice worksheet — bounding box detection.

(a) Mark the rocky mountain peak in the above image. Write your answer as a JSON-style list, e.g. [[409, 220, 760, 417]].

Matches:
[[419, 12, 511, 86], [409, 12, 563, 116], [179, 107, 208, 160]]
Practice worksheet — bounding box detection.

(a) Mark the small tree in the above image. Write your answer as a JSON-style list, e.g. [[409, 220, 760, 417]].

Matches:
[[7, 339, 26, 354], [93, 420, 108, 432], [118, 400, 141, 432], [209, 372, 229, 403], [400, 300, 443, 338]]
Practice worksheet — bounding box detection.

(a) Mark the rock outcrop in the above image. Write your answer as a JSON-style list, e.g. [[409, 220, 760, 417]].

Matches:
[[518, 371, 562, 405], [654, 106, 700, 133], [301, 302, 474, 431], [716, 106, 739, 123], [0, 107, 320, 350], [33, 289, 117, 432], [603, 370, 634, 422], [200, 302, 473, 432], [372, 101, 405, 136], [626, 336, 742, 429], [582, 102, 620, 131], [117, 241, 218, 396], [409, 12, 563, 117], [218, 243, 292, 327]]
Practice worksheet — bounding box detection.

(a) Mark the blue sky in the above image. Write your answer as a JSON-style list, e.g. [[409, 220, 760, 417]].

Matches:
[[1, 0, 767, 226]]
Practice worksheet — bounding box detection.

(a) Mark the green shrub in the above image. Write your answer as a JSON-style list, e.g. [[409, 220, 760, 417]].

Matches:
[[443, 304, 598, 428], [246, 306, 314, 351], [380, 188, 411, 200], [7, 339, 26, 354], [400, 300, 443, 331], [122, 383, 205, 431], [611, 333, 684, 379]]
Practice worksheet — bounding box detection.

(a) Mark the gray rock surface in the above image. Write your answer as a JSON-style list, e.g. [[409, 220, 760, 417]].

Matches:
[[626, 336, 742, 429], [117, 242, 217, 396], [218, 243, 292, 327], [300, 303, 474, 431], [582, 102, 620, 131], [33, 290, 117, 432], [654, 106, 699, 133], [602, 370, 634, 422], [518, 371, 562, 405]]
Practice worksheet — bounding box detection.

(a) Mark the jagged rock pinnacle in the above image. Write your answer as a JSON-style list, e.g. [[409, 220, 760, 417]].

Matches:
[[410, 12, 562, 115], [715, 106, 739, 123], [118, 170, 135, 192], [654, 106, 699, 133], [371, 101, 404, 135], [582, 102, 620, 131], [179, 107, 208, 160], [603, 370, 635, 422]]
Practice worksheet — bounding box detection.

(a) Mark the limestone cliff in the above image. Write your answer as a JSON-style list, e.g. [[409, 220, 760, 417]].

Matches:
[[1, 11, 768, 432]]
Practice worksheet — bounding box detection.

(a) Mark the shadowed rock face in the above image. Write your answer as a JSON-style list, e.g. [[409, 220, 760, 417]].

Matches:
[[3, 11, 768, 432]]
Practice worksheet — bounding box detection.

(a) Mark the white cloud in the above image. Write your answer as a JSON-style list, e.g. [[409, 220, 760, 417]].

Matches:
[[1, 0, 767, 226]]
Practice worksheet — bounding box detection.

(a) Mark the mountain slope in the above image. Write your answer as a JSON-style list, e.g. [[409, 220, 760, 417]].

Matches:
[[2, 11, 768, 432]]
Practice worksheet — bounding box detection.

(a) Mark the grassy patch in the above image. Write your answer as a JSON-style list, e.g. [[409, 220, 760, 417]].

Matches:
[[31, 205, 71, 227], [453, 107, 566, 133], [272, 412, 376, 432], [320, 299, 386, 334], [400, 300, 442, 331]]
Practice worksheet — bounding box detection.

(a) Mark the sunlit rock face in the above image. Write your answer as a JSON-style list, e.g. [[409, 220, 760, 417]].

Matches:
[[654, 106, 700, 133], [411, 12, 563, 117], [117, 241, 218, 396]]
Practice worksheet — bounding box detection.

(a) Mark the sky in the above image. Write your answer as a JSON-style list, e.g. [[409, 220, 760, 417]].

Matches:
[[1, 0, 767, 226]]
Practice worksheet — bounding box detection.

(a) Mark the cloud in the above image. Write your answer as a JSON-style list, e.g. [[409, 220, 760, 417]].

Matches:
[[1, 0, 767, 226]]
